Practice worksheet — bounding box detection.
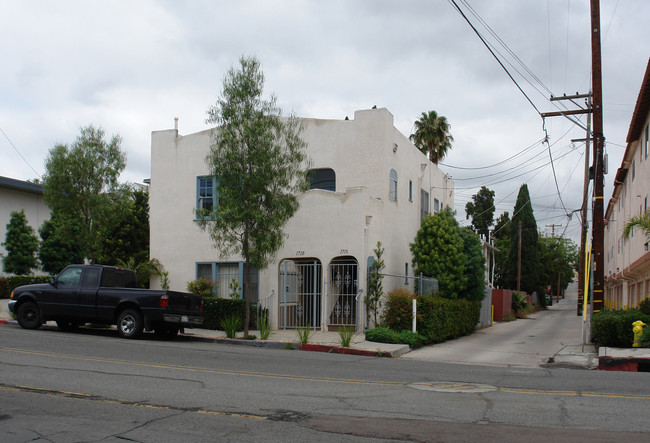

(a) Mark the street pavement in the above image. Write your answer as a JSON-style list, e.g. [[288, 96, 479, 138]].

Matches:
[[0, 283, 598, 367]]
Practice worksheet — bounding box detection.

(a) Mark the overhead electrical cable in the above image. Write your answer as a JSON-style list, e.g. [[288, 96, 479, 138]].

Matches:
[[0, 126, 41, 178]]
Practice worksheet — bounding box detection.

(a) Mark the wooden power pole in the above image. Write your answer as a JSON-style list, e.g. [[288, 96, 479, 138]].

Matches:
[[590, 0, 605, 314]]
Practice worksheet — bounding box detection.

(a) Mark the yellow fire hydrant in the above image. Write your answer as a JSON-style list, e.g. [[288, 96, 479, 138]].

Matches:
[[632, 320, 646, 348]]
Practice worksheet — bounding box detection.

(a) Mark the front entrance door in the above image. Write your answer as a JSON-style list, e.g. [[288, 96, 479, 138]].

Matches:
[[278, 259, 322, 329], [327, 257, 359, 330]]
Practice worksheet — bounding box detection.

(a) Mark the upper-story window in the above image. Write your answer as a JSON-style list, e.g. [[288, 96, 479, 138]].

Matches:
[[389, 169, 398, 202], [197, 176, 217, 217], [409, 180, 413, 202], [434, 198, 440, 213], [645, 124, 649, 159], [420, 189, 429, 221], [308, 168, 336, 191]]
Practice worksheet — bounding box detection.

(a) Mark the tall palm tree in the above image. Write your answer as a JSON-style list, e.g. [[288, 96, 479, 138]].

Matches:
[[623, 212, 650, 239], [409, 110, 454, 164]]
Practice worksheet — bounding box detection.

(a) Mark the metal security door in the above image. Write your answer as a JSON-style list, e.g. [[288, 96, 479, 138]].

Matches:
[[328, 258, 358, 328], [279, 260, 322, 329]]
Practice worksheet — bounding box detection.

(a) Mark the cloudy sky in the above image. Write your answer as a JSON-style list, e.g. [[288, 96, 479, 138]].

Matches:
[[1, 0, 648, 242]]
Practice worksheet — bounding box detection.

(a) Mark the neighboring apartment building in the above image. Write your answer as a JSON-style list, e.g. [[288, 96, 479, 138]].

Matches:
[[149, 107, 454, 331], [605, 59, 650, 309], [0, 176, 50, 276]]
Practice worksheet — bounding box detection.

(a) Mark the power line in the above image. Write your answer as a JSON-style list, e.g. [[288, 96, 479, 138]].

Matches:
[[0, 126, 41, 178]]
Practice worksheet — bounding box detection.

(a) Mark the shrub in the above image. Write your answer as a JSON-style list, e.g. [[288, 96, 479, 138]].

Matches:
[[365, 327, 400, 344], [382, 288, 416, 331], [187, 278, 215, 296], [365, 327, 426, 349], [592, 309, 650, 348], [0, 278, 8, 299], [2, 276, 52, 298], [416, 295, 481, 344], [337, 326, 355, 348], [201, 297, 248, 330], [640, 324, 650, 348], [640, 298, 650, 316]]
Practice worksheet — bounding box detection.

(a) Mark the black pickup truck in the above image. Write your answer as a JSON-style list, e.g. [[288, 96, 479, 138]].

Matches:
[[8, 264, 203, 339]]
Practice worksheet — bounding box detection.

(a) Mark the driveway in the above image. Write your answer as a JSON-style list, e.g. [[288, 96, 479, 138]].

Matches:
[[402, 282, 594, 368]]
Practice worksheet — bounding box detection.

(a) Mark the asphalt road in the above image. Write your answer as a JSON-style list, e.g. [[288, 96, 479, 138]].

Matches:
[[1, 321, 649, 442]]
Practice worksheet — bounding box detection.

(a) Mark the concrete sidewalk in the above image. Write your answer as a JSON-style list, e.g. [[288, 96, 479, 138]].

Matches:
[[0, 298, 408, 357]]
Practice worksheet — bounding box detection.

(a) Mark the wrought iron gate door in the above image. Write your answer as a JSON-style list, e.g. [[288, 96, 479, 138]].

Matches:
[[328, 259, 358, 328], [278, 260, 322, 329]]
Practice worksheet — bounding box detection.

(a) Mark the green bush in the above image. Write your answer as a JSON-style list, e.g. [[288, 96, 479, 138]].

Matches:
[[592, 309, 650, 348], [1, 275, 52, 298], [416, 295, 481, 344], [187, 278, 215, 296], [382, 288, 416, 331], [0, 278, 8, 299], [640, 324, 650, 348], [640, 298, 650, 316], [201, 297, 247, 330], [365, 327, 426, 349]]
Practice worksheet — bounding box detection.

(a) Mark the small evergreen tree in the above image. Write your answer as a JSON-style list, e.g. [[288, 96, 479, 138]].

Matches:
[[39, 211, 84, 274], [2, 210, 39, 275], [365, 241, 385, 327], [459, 227, 486, 301], [504, 184, 539, 293], [410, 208, 466, 299]]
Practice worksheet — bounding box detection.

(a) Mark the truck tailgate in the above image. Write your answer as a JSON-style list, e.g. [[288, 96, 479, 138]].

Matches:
[[166, 291, 202, 314]]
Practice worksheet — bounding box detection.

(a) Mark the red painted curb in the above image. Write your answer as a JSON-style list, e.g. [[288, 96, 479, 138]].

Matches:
[[0, 319, 8, 325], [300, 343, 392, 357]]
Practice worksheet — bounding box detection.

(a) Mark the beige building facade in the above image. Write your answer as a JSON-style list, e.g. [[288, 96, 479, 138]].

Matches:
[[605, 59, 650, 309], [149, 108, 454, 331]]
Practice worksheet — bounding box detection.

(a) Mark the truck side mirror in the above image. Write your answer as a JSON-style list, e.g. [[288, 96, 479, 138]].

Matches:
[[49, 277, 56, 287]]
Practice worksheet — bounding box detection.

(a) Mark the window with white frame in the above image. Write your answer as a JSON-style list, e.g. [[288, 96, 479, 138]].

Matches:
[[389, 169, 398, 202], [195, 262, 259, 300], [434, 198, 440, 213]]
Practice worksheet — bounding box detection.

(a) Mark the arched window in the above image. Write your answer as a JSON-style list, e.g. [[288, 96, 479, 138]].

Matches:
[[308, 168, 336, 191], [389, 169, 398, 202]]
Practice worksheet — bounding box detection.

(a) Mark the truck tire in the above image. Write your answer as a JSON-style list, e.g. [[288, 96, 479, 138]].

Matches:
[[154, 325, 179, 340], [116, 308, 143, 339], [17, 302, 42, 330]]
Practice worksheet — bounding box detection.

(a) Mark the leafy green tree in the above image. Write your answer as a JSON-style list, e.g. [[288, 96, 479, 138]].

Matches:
[[410, 207, 466, 299], [365, 241, 385, 327], [504, 184, 539, 294], [38, 211, 84, 274], [98, 188, 150, 266], [459, 227, 486, 301], [200, 56, 309, 335], [623, 211, 650, 239], [538, 234, 579, 298], [409, 110, 454, 164], [465, 186, 495, 238], [42, 125, 127, 263], [2, 210, 39, 275]]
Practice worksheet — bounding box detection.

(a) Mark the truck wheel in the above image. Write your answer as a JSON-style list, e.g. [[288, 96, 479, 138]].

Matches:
[[117, 309, 143, 339], [154, 325, 179, 340], [17, 302, 42, 330]]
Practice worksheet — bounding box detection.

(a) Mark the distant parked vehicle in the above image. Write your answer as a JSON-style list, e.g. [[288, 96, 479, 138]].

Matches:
[[8, 265, 203, 339]]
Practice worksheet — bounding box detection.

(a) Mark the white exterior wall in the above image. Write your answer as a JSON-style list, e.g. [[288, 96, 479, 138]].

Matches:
[[0, 178, 50, 276], [149, 108, 454, 330]]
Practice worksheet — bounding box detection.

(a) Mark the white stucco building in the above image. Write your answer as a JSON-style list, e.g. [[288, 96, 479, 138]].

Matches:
[[0, 176, 50, 276], [149, 108, 454, 330], [605, 58, 650, 309]]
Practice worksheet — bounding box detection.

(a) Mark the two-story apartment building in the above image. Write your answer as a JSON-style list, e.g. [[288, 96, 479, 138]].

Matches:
[[605, 58, 650, 309], [0, 176, 50, 276], [149, 107, 454, 331]]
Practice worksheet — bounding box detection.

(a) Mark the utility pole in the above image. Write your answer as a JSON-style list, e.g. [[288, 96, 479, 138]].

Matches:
[[545, 224, 562, 236], [517, 221, 522, 292], [576, 96, 592, 316], [590, 0, 605, 314]]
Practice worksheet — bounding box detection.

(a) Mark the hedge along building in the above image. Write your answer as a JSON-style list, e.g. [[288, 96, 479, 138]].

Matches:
[[149, 108, 454, 331]]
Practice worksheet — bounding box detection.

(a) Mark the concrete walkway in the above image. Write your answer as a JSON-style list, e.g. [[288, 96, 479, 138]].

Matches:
[[402, 282, 598, 369]]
